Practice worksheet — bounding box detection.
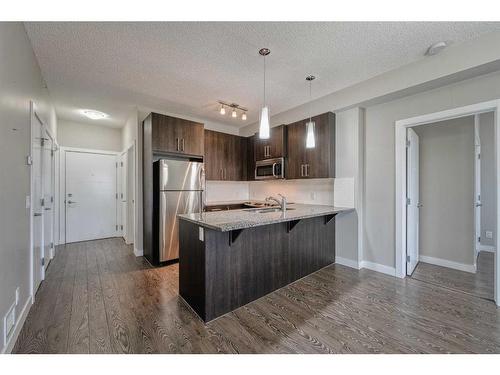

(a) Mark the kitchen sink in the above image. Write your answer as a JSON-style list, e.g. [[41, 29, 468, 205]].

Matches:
[[245, 207, 296, 213]]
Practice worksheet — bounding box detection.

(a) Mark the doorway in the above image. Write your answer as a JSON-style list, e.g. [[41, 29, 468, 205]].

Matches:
[[395, 100, 500, 306], [62, 148, 119, 243], [405, 116, 495, 299]]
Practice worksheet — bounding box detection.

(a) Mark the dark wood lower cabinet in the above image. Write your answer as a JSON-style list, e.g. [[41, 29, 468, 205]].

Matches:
[[179, 216, 336, 322]]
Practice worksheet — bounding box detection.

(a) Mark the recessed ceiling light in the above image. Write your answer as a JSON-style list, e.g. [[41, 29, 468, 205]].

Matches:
[[81, 109, 109, 120], [425, 41, 448, 56]]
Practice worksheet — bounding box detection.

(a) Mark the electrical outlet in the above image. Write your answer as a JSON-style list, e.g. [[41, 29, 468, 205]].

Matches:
[[486, 231, 493, 239], [3, 303, 16, 346]]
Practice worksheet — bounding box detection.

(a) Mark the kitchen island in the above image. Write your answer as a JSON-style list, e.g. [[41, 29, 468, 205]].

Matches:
[[178, 204, 353, 322]]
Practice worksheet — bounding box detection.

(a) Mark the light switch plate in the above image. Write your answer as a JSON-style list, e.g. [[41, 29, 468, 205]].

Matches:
[[486, 231, 493, 239]]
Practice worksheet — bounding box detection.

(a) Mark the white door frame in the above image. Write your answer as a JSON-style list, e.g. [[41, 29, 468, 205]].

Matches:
[[29, 101, 58, 301], [474, 114, 481, 266], [395, 99, 500, 306], [58, 146, 120, 244]]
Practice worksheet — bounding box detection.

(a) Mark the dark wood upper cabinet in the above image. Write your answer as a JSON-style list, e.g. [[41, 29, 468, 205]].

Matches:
[[204, 130, 247, 181], [151, 113, 204, 156], [254, 125, 287, 160], [286, 112, 335, 179]]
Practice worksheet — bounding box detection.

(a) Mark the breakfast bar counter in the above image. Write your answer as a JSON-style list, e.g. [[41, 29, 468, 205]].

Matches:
[[178, 204, 353, 322]]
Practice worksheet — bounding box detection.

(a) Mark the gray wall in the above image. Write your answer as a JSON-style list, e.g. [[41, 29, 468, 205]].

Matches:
[[363, 71, 500, 268], [414, 117, 475, 266], [479, 111, 496, 248], [0, 23, 57, 353], [58, 120, 122, 151]]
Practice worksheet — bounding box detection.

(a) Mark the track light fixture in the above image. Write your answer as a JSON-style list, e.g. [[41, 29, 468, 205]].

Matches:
[[217, 101, 248, 120]]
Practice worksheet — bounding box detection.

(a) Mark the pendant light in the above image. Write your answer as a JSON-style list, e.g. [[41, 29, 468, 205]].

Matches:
[[305, 75, 316, 148], [259, 48, 271, 139]]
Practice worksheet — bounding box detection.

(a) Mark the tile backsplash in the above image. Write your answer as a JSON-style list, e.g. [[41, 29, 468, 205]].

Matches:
[[206, 178, 354, 207], [249, 179, 335, 205], [205, 181, 249, 203]]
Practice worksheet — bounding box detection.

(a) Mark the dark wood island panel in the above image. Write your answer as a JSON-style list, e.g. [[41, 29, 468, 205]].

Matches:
[[179, 216, 336, 322]]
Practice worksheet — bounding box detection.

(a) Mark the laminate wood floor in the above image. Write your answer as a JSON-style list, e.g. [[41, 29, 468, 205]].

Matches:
[[411, 252, 494, 300], [13, 238, 500, 354]]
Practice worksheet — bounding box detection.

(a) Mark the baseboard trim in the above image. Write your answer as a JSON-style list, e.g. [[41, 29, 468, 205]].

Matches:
[[478, 245, 496, 253], [133, 247, 143, 257], [360, 261, 396, 277], [2, 296, 32, 354], [419, 255, 476, 274], [335, 257, 360, 269]]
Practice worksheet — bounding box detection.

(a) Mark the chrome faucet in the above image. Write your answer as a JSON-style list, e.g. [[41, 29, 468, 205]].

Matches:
[[266, 194, 287, 212]]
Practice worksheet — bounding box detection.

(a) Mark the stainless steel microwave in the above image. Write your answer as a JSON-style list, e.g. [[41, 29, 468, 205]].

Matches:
[[255, 157, 285, 180]]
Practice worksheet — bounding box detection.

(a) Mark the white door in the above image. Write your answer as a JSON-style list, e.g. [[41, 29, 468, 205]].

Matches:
[[406, 128, 420, 275], [42, 131, 55, 268], [32, 113, 45, 291], [474, 114, 482, 262], [65, 151, 118, 243]]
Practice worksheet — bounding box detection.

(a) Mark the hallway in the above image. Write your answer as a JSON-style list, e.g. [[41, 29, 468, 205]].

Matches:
[[411, 252, 495, 300]]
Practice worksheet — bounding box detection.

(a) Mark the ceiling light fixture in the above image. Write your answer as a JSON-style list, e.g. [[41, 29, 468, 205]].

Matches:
[[425, 41, 448, 56], [259, 48, 271, 139], [305, 75, 316, 149], [82, 109, 108, 120], [217, 101, 247, 120]]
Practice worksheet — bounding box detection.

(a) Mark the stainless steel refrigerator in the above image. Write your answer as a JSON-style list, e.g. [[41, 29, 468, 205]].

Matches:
[[154, 159, 204, 263]]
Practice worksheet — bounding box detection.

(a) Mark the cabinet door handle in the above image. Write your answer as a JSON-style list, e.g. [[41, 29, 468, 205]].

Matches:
[[306, 164, 309, 177], [300, 164, 304, 177], [220, 168, 223, 180], [175, 138, 179, 151], [181, 138, 185, 152]]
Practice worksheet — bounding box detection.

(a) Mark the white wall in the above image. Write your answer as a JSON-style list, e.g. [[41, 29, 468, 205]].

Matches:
[[479, 111, 496, 248], [363, 71, 500, 269], [414, 117, 475, 266], [0, 22, 57, 353], [58, 120, 122, 151]]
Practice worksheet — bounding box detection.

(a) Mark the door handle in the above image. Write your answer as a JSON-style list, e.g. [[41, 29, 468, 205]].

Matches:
[[417, 203, 423, 208], [67, 200, 77, 204], [44, 207, 51, 211], [34, 213, 42, 217], [476, 203, 482, 207], [272, 163, 277, 178]]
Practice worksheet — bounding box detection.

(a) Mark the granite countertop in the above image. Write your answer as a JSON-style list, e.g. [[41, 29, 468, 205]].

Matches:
[[178, 204, 354, 232]]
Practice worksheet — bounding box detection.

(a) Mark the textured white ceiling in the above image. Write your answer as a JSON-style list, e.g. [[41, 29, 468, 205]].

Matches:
[[25, 22, 500, 128]]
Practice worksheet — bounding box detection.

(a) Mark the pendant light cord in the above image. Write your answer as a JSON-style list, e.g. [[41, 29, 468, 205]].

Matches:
[[263, 55, 266, 107], [309, 79, 312, 123]]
